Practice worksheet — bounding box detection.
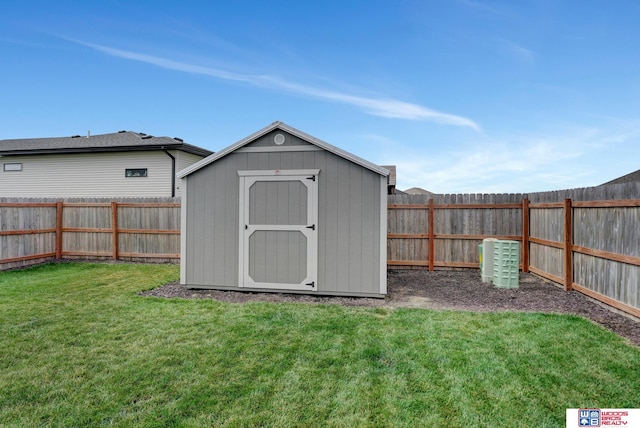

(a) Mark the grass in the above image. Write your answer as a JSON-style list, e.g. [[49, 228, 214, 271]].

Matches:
[[1, 263, 639, 427]]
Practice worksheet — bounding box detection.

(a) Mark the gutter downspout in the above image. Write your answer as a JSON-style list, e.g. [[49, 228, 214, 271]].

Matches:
[[162, 149, 176, 198]]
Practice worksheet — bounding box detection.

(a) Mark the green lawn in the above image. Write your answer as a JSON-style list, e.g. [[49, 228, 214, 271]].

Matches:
[[1, 263, 638, 427]]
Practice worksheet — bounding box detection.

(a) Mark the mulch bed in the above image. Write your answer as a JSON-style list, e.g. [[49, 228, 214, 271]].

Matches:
[[141, 270, 640, 347]]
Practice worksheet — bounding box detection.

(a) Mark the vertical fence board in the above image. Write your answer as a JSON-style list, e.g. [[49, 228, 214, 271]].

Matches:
[[428, 199, 434, 270], [522, 198, 529, 272], [564, 199, 573, 291]]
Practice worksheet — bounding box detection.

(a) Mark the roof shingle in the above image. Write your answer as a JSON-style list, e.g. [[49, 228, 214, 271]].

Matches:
[[0, 131, 212, 157], [601, 169, 640, 186]]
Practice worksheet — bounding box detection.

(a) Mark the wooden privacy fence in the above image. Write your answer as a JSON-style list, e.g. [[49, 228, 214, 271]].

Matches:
[[388, 197, 526, 270], [2, 188, 639, 318], [529, 198, 640, 318], [0, 198, 180, 270], [388, 193, 640, 318]]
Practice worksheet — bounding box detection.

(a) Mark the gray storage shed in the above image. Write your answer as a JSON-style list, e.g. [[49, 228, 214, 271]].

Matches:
[[177, 121, 389, 297]]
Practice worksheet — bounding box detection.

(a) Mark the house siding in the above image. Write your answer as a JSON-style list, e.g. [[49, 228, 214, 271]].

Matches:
[[0, 151, 204, 197], [0, 151, 171, 197], [183, 148, 383, 296], [174, 151, 205, 196]]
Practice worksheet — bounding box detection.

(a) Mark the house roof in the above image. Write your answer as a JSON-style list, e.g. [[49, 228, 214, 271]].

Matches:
[[601, 168, 640, 186], [404, 187, 435, 195], [178, 121, 390, 179], [0, 131, 213, 157]]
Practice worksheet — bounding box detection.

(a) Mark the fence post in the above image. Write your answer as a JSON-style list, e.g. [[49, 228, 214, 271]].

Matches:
[[522, 198, 529, 272], [428, 198, 435, 271], [564, 198, 573, 291], [56, 201, 63, 260], [111, 201, 119, 260]]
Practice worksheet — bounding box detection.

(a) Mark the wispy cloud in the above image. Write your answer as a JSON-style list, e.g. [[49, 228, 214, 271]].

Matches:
[[76, 40, 480, 130], [370, 123, 640, 193], [499, 39, 535, 63], [456, 0, 506, 16]]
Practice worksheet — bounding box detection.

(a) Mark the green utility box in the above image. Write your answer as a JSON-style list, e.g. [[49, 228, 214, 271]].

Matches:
[[480, 238, 498, 283], [492, 240, 520, 288]]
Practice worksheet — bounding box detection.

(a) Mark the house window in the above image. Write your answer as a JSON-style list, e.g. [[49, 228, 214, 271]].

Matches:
[[3, 163, 22, 172], [125, 168, 148, 177]]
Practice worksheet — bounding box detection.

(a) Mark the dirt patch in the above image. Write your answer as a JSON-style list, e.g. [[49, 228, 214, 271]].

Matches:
[[141, 270, 639, 347]]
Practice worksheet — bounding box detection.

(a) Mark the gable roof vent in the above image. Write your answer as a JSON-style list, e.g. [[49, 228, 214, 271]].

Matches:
[[141, 135, 154, 140], [118, 130, 126, 133], [71, 135, 81, 138], [173, 137, 183, 142]]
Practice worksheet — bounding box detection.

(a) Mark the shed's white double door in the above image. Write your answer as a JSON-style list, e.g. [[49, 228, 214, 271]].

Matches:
[[238, 170, 318, 290]]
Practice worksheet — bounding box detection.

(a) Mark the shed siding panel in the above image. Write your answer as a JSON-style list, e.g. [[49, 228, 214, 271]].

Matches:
[[323, 152, 382, 295], [317, 151, 334, 292], [245, 131, 313, 148], [185, 154, 240, 287], [187, 172, 205, 284], [184, 146, 383, 295], [362, 169, 378, 288], [0, 152, 177, 197], [348, 163, 363, 293], [210, 162, 225, 284], [225, 153, 245, 284], [280, 151, 293, 169], [335, 157, 351, 291]]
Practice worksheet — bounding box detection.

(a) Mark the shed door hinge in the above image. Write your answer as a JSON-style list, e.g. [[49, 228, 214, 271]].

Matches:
[[306, 224, 315, 230], [306, 176, 316, 181], [305, 281, 315, 287]]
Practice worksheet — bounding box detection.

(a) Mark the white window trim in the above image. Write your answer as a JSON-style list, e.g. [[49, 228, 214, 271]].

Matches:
[[3, 163, 22, 172]]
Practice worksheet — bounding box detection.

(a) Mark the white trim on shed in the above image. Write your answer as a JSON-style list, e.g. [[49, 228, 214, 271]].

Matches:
[[178, 121, 390, 179], [179, 121, 389, 297]]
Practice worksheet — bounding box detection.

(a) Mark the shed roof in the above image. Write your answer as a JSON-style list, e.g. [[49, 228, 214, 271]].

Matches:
[[0, 131, 212, 157], [178, 121, 390, 179]]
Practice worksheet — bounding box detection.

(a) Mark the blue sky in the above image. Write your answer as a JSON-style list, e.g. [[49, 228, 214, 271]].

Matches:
[[2, 0, 639, 193]]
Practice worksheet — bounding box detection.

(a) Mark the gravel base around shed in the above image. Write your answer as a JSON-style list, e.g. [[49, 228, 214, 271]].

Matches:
[[141, 270, 640, 347]]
